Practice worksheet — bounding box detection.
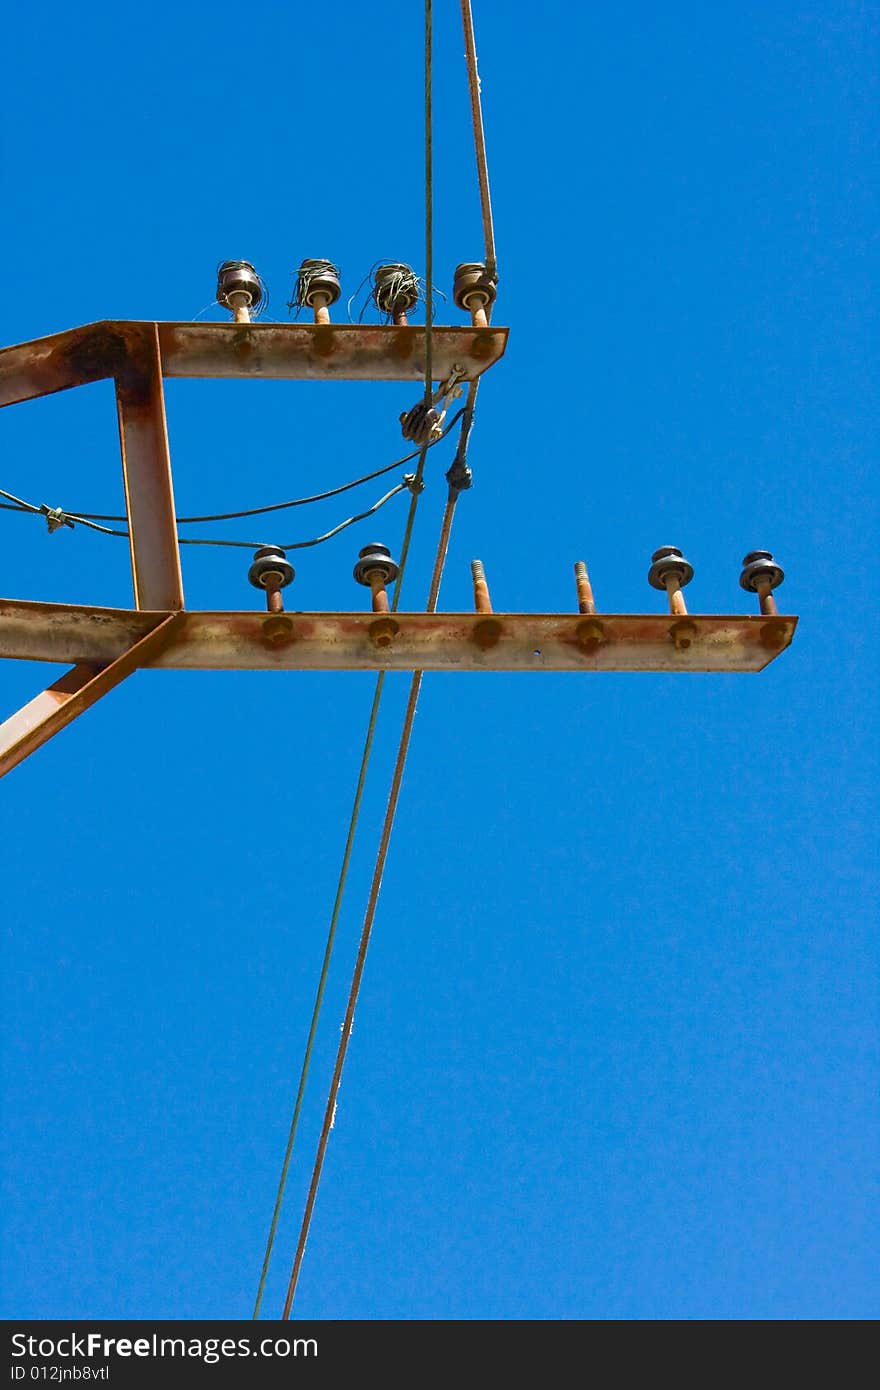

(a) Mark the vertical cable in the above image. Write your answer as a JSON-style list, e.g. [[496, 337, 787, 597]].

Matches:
[[278, 0, 438, 1319], [460, 0, 497, 278]]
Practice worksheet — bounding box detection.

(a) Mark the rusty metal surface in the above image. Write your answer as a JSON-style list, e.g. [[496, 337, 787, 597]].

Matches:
[[0, 322, 509, 406], [0, 613, 183, 779], [157, 323, 507, 382], [0, 600, 797, 672], [115, 324, 184, 612]]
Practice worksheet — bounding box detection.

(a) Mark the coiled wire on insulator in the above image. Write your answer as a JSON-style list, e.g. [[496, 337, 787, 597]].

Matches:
[[372, 263, 421, 322], [288, 260, 341, 318], [215, 260, 268, 318]]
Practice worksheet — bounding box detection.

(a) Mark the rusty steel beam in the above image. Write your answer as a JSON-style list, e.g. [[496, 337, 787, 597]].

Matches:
[[0, 613, 183, 779], [0, 601, 797, 673], [156, 322, 507, 382], [115, 324, 184, 613], [0, 322, 508, 407]]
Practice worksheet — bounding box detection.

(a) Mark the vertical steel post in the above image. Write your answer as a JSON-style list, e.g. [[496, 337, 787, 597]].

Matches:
[[115, 324, 184, 612]]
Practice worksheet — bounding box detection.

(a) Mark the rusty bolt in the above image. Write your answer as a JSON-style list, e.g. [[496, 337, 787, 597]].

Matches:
[[452, 262, 497, 328], [576, 618, 605, 653], [573, 560, 596, 615], [262, 614, 295, 646], [473, 618, 502, 649], [368, 616, 399, 648], [670, 619, 698, 651], [740, 549, 784, 617], [470, 559, 494, 614], [354, 542, 399, 614], [648, 545, 694, 616]]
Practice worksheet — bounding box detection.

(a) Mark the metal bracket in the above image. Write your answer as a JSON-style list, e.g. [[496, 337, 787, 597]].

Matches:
[[0, 613, 183, 779]]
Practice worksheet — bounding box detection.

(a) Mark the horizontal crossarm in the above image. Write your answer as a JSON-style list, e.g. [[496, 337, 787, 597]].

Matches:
[[0, 602, 796, 674]]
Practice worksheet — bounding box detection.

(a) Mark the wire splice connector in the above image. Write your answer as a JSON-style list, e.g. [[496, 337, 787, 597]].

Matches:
[[399, 364, 467, 446], [40, 505, 74, 534]]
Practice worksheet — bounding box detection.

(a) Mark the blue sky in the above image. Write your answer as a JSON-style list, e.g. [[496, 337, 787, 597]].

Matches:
[[1, 0, 877, 1320]]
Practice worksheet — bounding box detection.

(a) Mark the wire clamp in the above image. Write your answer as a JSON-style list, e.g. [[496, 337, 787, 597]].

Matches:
[[40, 505, 74, 534], [399, 365, 468, 446], [402, 472, 425, 495]]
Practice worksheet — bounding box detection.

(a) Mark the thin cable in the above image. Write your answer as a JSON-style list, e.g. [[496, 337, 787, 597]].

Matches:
[[0, 480, 414, 553], [176, 480, 410, 551], [460, 0, 497, 279], [281, 486, 458, 1320], [279, 0, 439, 1319], [251, 668, 387, 1319], [425, 0, 434, 405], [254, 45, 439, 1302], [0, 414, 464, 527]]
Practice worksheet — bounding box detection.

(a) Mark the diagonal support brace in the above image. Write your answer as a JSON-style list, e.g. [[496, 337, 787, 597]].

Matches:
[[0, 613, 182, 780]]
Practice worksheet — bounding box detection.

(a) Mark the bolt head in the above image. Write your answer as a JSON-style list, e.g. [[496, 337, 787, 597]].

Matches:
[[740, 549, 784, 592], [648, 545, 694, 590], [248, 545, 295, 590], [353, 542, 399, 587]]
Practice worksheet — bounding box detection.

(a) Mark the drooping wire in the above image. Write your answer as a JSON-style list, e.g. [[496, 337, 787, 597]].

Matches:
[[0, 414, 464, 528], [175, 480, 411, 550], [277, 0, 442, 1320], [0, 480, 414, 553]]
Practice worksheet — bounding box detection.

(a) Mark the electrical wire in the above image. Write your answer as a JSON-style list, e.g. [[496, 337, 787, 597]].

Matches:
[[175, 480, 410, 550], [280, 491, 462, 1321], [460, 0, 497, 279], [0, 414, 464, 527], [251, 668, 387, 1320], [278, 0, 444, 1319], [0, 476, 440, 555]]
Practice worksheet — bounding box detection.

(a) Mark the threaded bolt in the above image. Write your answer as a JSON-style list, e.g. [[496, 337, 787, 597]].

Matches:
[[471, 559, 493, 614], [573, 560, 596, 615]]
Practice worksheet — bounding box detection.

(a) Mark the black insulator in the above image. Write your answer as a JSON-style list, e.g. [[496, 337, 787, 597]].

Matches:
[[399, 400, 440, 446], [216, 260, 264, 312], [452, 261, 497, 312], [373, 263, 420, 317], [353, 542, 399, 587], [248, 545, 295, 590], [740, 549, 785, 592], [648, 545, 694, 590], [294, 259, 341, 309]]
